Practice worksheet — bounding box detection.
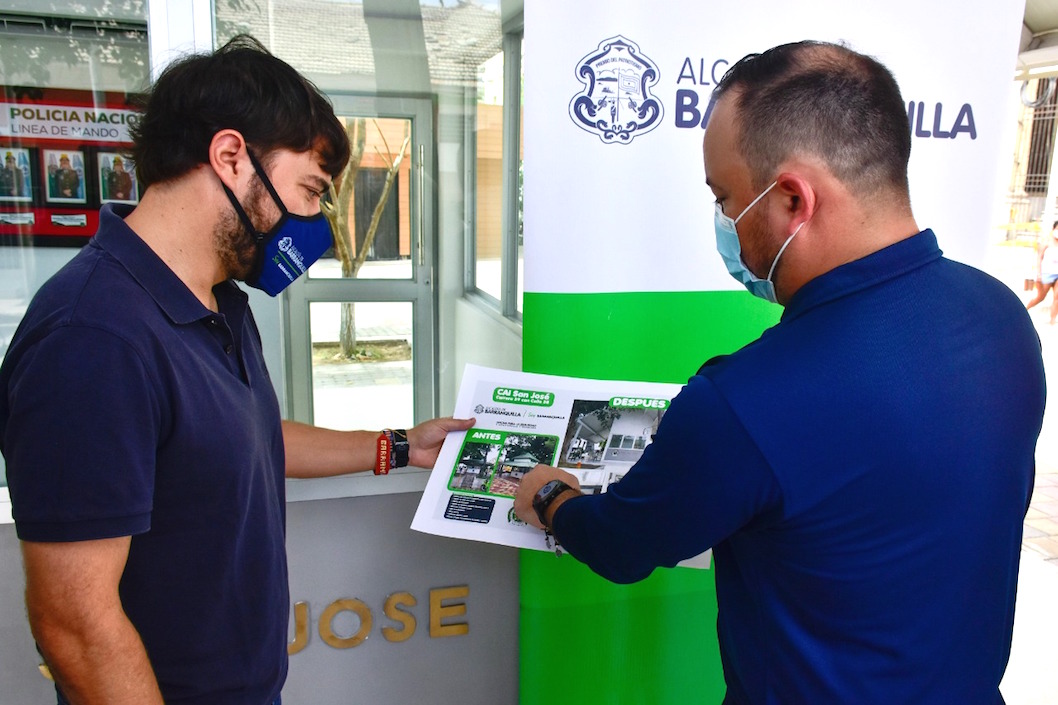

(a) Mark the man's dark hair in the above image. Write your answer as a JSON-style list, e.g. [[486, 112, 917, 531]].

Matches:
[[714, 41, 911, 202], [129, 35, 350, 188]]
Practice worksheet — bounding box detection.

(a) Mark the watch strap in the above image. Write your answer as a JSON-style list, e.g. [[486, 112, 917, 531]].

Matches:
[[391, 428, 410, 468], [533, 479, 574, 529]]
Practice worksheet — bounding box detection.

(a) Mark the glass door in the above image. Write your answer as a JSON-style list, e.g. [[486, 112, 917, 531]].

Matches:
[[284, 97, 435, 493]]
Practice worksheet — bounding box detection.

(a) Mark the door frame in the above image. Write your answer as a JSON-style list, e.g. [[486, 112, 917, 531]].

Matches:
[[283, 95, 437, 500]]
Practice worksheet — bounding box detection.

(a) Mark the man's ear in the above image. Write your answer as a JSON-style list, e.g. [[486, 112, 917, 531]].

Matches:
[[773, 171, 816, 236], [208, 129, 249, 191]]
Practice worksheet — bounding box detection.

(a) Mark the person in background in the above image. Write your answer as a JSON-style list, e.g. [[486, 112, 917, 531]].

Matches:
[[0, 35, 471, 705], [52, 153, 80, 198], [107, 155, 134, 201], [0, 151, 25, 198], [1026, 219, 1058, 324], [515, 40, 1045, 705]]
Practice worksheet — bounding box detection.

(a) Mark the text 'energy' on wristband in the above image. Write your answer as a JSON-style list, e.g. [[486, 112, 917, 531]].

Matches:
[[375, 431, 391, 475]]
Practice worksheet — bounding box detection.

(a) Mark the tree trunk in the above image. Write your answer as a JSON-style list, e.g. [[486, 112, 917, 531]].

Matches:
[[323, 119, 366, 358], [322, 119, 409, 360]]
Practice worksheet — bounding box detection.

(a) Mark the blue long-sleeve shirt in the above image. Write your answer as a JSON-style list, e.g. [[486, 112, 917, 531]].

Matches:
[[552, 230, 1045, 704]]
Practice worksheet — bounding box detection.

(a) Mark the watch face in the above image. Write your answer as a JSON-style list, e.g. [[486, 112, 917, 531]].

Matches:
[[536, 480, 559, 501]]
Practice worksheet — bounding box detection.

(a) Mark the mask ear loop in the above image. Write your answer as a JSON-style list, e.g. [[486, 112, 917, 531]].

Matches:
[[221, 181, 264, 244], [734, 180, 778, 225], [219, 180, 269, 286], [220, 149, 291, 244], [218, 149, 282, 286], [245, 149, 290, 218], [766, 221, 805, 283]]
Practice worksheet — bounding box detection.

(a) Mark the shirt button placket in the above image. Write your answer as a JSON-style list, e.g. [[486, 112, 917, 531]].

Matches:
[[206, 317, 237, 369]]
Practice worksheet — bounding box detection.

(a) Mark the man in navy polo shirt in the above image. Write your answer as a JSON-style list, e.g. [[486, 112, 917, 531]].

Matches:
[[514, 41, 1046, 703], [0, 36, 471, 705]]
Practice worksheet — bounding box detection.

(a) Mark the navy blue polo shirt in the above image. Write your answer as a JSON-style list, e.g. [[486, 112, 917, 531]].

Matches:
[[0, 204, 288, 705], [553, 230, 1046, 704]]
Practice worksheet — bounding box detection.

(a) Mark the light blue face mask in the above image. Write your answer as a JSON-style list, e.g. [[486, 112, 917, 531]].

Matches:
[[713, 180, 803, 304]]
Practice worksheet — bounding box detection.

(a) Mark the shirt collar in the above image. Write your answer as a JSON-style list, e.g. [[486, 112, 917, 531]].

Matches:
[[781, 229, 942, 322], [92, 203, 247, 325]]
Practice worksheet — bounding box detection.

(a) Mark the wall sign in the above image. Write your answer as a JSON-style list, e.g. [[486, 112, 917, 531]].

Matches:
[[287, 585, 470, 654], [0, 88, 143, 246]]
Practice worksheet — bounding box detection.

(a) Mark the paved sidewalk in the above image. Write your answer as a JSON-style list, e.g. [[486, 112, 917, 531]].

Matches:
[[1024, 438, 1058, 564], [312, 358, 412, 387]]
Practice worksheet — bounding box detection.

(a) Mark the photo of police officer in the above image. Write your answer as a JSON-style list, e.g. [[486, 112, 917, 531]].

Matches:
[[0, 148, 32, 202], [99, 152, 139, 204], [44, 149, 86, 204]]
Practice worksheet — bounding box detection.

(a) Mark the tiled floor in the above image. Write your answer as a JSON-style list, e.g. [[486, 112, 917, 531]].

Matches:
[[1024, 466, 1058, 562], [1002, 547, 1058, 704]]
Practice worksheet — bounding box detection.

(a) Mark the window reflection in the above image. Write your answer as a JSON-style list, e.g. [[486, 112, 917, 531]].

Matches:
[[313, 117, 414, 281], [214, 1, 503, 94], [0, 12, 147, 91], [0, 0, 149, 494], [475, 48, 504, 302]]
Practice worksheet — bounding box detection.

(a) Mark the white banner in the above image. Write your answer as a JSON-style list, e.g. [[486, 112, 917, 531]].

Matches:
[[0, 103, 138, 143], [524, 0, 1024, 294]]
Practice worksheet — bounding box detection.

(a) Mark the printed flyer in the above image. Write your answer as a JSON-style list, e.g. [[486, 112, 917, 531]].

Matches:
[[412, 364, 710, 568]]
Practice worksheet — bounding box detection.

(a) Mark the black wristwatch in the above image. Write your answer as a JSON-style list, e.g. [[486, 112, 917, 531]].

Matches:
[[391, 428, 410, 468], [532, 480, 574, 529]]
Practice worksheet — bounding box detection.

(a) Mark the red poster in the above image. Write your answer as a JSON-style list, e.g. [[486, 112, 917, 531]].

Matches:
[[0, 87, 142, 246]]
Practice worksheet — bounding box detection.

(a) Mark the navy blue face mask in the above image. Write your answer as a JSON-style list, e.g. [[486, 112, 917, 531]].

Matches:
[[221, 150, 333, 296]]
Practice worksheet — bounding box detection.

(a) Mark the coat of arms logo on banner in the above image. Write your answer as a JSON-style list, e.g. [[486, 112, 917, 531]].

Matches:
[[569, 36, 663, 144]]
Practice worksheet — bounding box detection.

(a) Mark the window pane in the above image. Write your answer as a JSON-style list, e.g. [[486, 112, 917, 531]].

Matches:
[[311, 117, 414, 281], [475, 49, 504, 301], [309, 301, 414, 431], [0, 13, 147, 93], [516, 37, 524, 314], [0, 3, 149, 498], [516, 162, 524, 313]]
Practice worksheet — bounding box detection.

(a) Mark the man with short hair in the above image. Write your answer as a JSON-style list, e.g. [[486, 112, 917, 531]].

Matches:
[[515, 40, 1045, 704], [0, 35, 471, 705]]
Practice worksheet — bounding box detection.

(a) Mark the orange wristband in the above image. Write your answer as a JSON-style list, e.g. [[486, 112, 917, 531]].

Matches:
[[375, 431, 391, 475]]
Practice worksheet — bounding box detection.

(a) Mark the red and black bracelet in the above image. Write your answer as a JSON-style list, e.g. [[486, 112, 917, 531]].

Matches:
[[375, 429, 410, 475], [374, 431, 392, 475]]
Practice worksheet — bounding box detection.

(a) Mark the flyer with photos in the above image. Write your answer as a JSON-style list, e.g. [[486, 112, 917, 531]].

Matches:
[[412, 364, 711, 568]]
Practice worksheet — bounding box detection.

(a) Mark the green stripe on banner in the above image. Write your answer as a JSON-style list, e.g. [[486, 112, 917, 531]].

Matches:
[[520, 290, 779, 705], [522, 290, 780, 382]]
